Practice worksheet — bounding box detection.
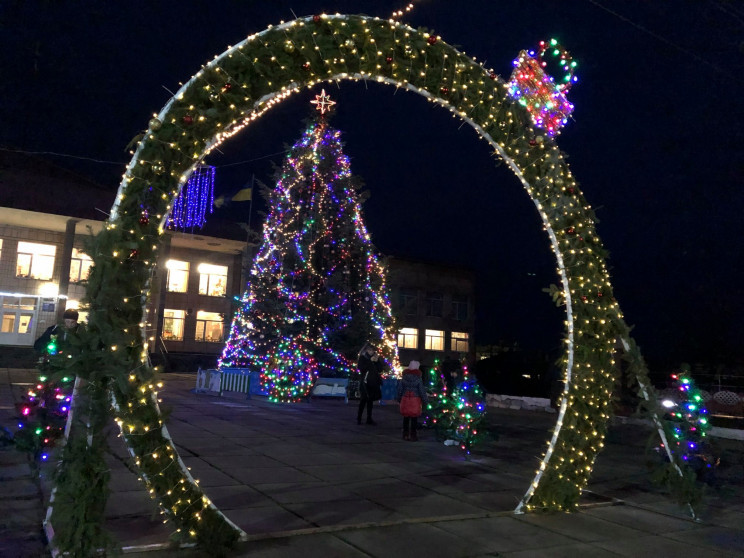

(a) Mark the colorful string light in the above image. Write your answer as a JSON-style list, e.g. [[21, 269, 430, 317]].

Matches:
[[219, 97, 400, 402], [507, 38, 577, 136], [425, 362, 487, 457]]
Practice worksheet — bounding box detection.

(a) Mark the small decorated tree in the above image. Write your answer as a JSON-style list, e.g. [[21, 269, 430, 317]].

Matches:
[[658, 366, 717, 480], [14, 372, 74, 464], [426, 363, 488, 458]]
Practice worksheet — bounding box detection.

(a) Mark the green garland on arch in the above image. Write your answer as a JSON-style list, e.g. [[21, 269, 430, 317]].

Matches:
[[49, 12, 694, 550]]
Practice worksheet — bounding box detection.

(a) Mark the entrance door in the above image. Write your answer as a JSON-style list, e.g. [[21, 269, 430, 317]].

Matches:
[[0, 296, 38, 346]]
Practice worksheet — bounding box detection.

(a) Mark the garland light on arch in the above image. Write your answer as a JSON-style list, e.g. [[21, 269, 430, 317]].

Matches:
[[69, 12, 670, 549]]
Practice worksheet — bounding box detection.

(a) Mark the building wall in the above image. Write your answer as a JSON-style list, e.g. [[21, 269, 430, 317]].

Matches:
[[386, 256, 476, 372], [152, 243, 243, 357], [0, 221, 89, 346], [0, 209, 245, 366]]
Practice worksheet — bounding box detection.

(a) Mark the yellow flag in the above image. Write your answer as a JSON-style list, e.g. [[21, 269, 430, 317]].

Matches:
[[232, 187, 252, 202]]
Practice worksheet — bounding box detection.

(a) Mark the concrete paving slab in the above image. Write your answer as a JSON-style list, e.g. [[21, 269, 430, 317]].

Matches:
[[105, 489, 159, 518], [201, 454, 287, 469], [283, 499, 406, 527], [297, 462, 392, 483], [252, 482, 359, 504], [592, 533, 741, 557], [500, 542, 621, 557], [456, 490, 524, 512], [202, 485, 276, 509], [108, 515, 173, 548], [371, 493, 486, 519], [180, 457, 244, 487], [663, 525, 744, 554], [344, 477, 435, 500], [224, 504, 315, 535], [433, 515, 580, 553], [336, 522, 477, 558], [581, 504, 702, 534], [228, 465, 321, 485], [232, 533, 371, 558], [515, 510, 651, 543]]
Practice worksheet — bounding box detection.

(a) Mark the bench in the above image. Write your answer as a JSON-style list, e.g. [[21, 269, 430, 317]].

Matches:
[[309, 377, 350, 404]]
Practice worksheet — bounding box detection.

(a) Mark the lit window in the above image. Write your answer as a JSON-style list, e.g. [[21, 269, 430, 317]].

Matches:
[[397, 327, 418, 349], [16, 242, 55, 280], [163, 309, 186, 341], [424, 329, 444, 351], [195, 311, 224, 342], [166, 260, 189, 293], [0, 239, 3, 260], [451, 331, 469, 352], [425, 292, 443, 317], [69, 248, 93, 283], [198, 263, 227, 297], [65, 300, 88, 323], [1, 313, 15, 333], [452, 296, 468, 321]]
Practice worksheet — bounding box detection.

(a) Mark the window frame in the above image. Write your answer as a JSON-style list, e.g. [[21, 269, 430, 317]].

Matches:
[[162, 309, 186, 341], [451, 295, 469, 321], [166, 259, 190, 293], [397, 327, 419, 349], [69, 247, 93, 283], [425, 292, 443, 317], [399, 288, 418, 316], [424, 329, 444, 351], [194, 310, 224, 343], [16, 241, 56, 280], [451, 331, 469, 352], [198, 263, 228, 297]]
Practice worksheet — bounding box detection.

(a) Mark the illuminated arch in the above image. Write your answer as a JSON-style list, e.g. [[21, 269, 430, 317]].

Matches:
[[88, 14, 635, 543]]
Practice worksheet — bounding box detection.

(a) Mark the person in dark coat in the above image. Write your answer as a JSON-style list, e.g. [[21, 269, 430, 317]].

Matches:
[[33, 308, 80, 357], [396, 360, 428, 441], [357, 344, 383, 425]]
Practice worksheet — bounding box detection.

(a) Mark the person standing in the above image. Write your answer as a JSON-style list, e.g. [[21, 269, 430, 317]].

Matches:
[[397, 360, 428, 441], [356, 344, 383, 425], [33, 308, 81, 358]]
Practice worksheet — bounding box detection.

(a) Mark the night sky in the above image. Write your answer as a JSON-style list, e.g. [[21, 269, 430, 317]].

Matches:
[[2, 1, 742, 368]]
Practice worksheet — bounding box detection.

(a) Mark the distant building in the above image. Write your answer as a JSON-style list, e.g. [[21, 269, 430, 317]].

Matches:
[[386, 256, 476, 371]]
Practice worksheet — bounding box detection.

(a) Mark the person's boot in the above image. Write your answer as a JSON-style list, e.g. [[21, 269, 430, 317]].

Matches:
[[410, 430, 418, 442], [402, 430, 410, 441], [357, 415, 362, 425], [366, 417, 377, 425]]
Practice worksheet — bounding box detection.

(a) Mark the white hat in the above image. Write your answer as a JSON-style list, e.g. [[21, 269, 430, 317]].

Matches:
[[408, 360, 420, 370]]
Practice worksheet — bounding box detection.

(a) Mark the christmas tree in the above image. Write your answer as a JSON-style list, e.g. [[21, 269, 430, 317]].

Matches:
[[219, 90, 400, 402], [426, 362, 488, 458], [658, 366, 717, 479]]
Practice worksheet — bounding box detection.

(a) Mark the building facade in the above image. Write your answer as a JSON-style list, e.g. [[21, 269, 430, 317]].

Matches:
[[386, 256, 476, 371], [0, 206, 247, 369]]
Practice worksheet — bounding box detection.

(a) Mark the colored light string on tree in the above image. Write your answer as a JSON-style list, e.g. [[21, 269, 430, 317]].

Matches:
[[660, 369, 713, 466], [425, 361, 487, 457], [507, 38, 577, 137], [167, 165, 215, 230]]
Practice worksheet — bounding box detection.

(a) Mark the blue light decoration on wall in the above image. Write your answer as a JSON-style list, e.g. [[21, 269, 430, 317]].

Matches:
[[167, 165, 216, 229]]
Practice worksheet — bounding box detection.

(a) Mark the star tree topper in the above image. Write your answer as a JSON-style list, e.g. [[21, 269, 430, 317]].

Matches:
[[311, 89, 336, 114]]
